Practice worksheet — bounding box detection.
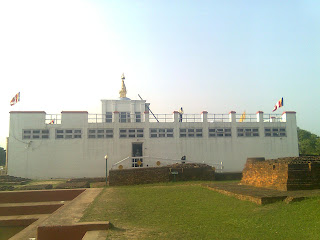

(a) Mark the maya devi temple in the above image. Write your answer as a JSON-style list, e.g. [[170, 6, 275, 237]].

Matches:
[[7, 74, 299, 179]]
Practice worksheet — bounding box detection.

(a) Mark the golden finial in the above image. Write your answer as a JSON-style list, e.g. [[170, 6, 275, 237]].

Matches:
[[119, 73, 127, 98]]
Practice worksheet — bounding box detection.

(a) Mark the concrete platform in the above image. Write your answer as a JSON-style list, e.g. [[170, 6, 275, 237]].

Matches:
[[3, 188, 104, 240], [206, 182, 320, 205], [36, 188, 107, 240]]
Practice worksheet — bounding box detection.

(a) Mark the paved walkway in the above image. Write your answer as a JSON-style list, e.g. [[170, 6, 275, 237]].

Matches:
[[206, 182, 320, 204]]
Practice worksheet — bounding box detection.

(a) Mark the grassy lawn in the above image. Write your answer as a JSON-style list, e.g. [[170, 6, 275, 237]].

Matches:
[[81, 181, 320, 240]]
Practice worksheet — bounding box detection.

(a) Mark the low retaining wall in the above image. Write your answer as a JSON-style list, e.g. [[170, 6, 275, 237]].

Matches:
[[37, 222, 109, 240], [109, 163, 215, 186], [0, 204, 63, 216], [241, 156, 320, 191], [0, 189, 85, 203], [0, 218, 37, 227], [215, 172, 242, 181]]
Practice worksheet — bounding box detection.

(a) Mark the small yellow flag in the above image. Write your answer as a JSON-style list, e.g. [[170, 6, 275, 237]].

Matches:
[[239, 111, 246, 122]]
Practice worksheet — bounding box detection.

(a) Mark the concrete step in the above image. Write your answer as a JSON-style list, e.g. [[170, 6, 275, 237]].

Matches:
[[0, 202, 64, 216], [0, 201, 67, 208], [0, 214, 49, 227], [82, 230, 108, 240]]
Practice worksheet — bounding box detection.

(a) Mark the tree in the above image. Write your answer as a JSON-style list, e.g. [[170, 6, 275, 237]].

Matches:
[[298, 128, 320, 155], [0, 147, 6, 166]]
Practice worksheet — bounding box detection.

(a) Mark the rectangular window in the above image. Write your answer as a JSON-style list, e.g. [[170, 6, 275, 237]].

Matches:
[[237, 128, 259, 137], [265, 127, 286, 137], [23, 129, 50, 140], [180, 128, 202, 138], [87, 129, 114, 139], [209, 128, 232, 137], [149, 129, 174, 138], [106, 112, 112, 123], [132, 157, 143, 168], [135, 112, 141, 123], [55, 129, 82, 139], [120, 112, 131, 123], [119, 129, 144, 138]]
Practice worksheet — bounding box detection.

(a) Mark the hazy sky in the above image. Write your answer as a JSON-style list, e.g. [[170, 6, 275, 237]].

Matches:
[[0, 0, 319, 148]]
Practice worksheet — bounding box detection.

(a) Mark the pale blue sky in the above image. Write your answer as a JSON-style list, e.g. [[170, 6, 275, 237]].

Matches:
[[0, 0, 319, 148]]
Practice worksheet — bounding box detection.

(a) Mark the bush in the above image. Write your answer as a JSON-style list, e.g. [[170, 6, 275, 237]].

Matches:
[[55, 181, 90, 189], [19, 184, 53, 190]]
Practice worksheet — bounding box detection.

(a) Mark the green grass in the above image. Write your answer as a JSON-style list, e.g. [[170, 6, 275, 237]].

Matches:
[[81, 182, 320, 240], [0, 226, 26, 240]]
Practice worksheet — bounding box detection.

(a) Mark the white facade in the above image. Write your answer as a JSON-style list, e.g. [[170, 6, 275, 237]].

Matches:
[[7, 92, 299, 179]]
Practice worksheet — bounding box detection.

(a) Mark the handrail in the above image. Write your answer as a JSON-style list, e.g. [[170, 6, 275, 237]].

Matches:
[[111, 156, 130, 168], [111, 155, 223, 171]]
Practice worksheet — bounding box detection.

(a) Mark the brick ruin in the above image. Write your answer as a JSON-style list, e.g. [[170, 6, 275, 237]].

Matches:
[[108, 163, 215, 186], [241, 156, 320, 191]]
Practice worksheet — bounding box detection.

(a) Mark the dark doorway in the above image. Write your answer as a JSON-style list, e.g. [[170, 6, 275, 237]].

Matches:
[[132, 143, 143, 167]]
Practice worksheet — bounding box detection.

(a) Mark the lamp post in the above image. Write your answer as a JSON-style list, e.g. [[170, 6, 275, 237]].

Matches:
[[105, 154, 108, 184]]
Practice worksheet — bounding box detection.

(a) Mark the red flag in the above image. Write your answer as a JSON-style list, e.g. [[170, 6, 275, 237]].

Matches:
[[272, 97, 284, 112], [10, 92, 20, 106]]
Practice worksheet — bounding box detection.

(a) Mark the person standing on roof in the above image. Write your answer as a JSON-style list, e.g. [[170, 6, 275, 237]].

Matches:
[[179, 107, 184, 122]]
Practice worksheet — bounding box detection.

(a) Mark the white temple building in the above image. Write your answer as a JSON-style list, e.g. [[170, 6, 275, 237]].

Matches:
[[7, 74, 299, 179]]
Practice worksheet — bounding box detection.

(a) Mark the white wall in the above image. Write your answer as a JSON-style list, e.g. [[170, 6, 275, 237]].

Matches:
[[101, 99, 147, 114], [7, 108, 299, 179]]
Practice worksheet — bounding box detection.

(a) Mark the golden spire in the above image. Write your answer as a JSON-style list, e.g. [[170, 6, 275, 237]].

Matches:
[[119, 73, 127, 98]]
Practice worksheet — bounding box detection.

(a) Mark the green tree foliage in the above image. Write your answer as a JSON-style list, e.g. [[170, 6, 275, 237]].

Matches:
[[0, 147, 6, 166], [298, 128, 320, 155]]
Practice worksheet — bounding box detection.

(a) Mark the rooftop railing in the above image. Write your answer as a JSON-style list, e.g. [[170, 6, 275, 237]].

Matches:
[[44, 112, 289, 124], [207, 114, 229, 122], [88, 114, 107, 123], [180, 114, 203, 123], [263, 114, 283, 122], [45, 114, 62, 124], [149, 114, 174, 123]]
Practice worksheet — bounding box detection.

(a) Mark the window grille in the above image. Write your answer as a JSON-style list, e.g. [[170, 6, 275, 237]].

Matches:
[[88, 129, 114, 139], [106, 112, 112, 123], [150, 128, 174, 138], [119, 112, 131, 123], [132, 157, 143, 167], [55, 129, 82, 139], [135, 112, 141, 122], [180, 128, 202, 138], [119, 129, 144, 138], [237, 128, 259, 137], [23, 129, 50, 139], [265, 127, 286, 137], [209, 128, 232, 137]]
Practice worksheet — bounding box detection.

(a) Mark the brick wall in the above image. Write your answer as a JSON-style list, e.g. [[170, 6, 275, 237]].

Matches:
[[109, 163, 215, 186], [241, 156, 320, 191]]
